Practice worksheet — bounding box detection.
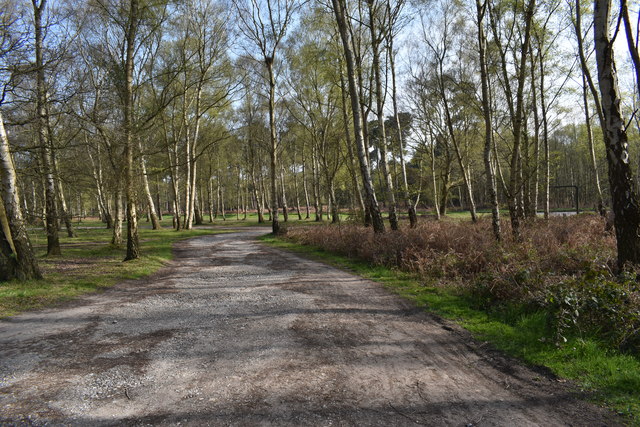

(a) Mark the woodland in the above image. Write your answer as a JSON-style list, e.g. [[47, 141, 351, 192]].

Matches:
[[0, 0, 638, 267], [0, 0, 640, 333], [1, 0, 640, 419]]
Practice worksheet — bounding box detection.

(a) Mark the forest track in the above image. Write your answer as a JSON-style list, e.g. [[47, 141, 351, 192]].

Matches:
[[0, 228, 621, 426]]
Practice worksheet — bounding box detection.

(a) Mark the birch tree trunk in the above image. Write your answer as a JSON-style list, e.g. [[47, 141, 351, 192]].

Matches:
[[155, 179, 163, 221], [430, 141, 441, 220], [508, 0, 535, 237], [194, 188, 203, 225], [266, 60, 280, 233], [594, 0, 640, 268], [387, 28, 416, 228], [367, 0, 398, 230], [111, 188, 123, 245], [123, 0, 140, 261], [208, 172, 214, 222], [88, 144, 113, 229], [138, 140, 160, 229], [52, 155, 75, 237], [237, 166, 242, 221], [331, 0, 384, 233], [582, 72, 605, 214], [339, 69, 366, 219], [280, 164, 289, 222], [301, 146, 311, 219], [251, 164, 264, 223], [476, 0, 501, 240], [0, 112, 42, 280], [311, 143, 321, 221], [32, 0, 60, 256], [292, 148, 302, 220], [526, 44, 539, 220]]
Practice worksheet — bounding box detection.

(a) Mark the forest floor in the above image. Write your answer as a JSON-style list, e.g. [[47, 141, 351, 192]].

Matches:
[[0, 228, 623, 426]]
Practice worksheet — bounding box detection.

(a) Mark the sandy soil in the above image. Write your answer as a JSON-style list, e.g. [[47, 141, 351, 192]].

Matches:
[[0, 228, 621, 426]]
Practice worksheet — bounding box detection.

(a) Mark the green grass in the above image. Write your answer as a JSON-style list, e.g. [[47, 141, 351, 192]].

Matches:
[[1, 216, 223, 318], [260, 234, 640, 425]]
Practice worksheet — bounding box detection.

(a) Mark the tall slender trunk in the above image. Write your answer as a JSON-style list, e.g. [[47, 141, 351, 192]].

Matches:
[[328, 178, 339, 223], [594, 0, 640, 268], [171, 176, 181, 230], [139, 140, 160, 229], [582, 72, 605, 214], [428, 132, 441, 220], [88, 144, 113, 229], [243, 179, 248, 220], [218, 179, 226, 220], [164, 119, 181, 230], [292, 148, 302, 220], [332, 0, 384, 233], [443, 94, 477, 222], [51, 154, 75, 237], [280, 164, 289, 222], [367, 0, 397, 230], [112, 188, 123, 245], [527, 44, 540, 219], [477, 0, 500, 239], [30, 180, 38, 225], [388, 32, 416, 227], [0, 113, 42, 279], [539, 47, 551, 220], [194, 188, 203, 225], [33, 0, 60, 255], [123, 0, 140, 260], [236, 166, 241, 220], [155, 179, 163, 221], [439, 174, 450, 217], [251, 163, 264, 223], [311, 143, 321, 221], [339, 69, 366, 219], [208, 172, 214, 222], [508, 0, 536, 237], [301, 145, 311, 219], [261, 171, 270, 221], [266, 59, 280, 234], [185, 85, 203, 230]]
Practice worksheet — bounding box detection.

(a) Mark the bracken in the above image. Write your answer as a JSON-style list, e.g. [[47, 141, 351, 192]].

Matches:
[[285, 215, 639, 352]]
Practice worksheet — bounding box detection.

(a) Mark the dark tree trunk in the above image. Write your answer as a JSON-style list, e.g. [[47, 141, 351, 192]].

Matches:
[[0, 113, 42, 280], [266, 59, 280, 234], [33, 0, 60, 256], [123, 0, 140, 261], [594, 0, 640, 268], [477, 0, 501, 240]]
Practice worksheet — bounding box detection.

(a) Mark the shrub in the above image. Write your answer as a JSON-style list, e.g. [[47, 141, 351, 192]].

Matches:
[[545, 271, 640, 351]]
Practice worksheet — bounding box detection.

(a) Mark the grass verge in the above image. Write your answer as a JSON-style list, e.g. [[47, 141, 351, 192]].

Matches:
[[1, 220, 221, 318], [260, 234, 640, 425]]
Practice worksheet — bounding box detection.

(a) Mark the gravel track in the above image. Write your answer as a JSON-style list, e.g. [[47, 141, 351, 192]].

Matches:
[[0, 228, 620, 426]]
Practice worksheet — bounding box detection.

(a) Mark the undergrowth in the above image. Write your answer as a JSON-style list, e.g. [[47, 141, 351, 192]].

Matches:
[[285, 215, 639, 353]]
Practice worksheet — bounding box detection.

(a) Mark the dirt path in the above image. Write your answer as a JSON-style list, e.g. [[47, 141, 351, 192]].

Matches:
[[0, 229, 620, 426]]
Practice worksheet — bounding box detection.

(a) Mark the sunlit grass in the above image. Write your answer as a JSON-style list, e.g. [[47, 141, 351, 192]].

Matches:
[[2, 211, 344, 318], [1, 216, 222, 318]]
